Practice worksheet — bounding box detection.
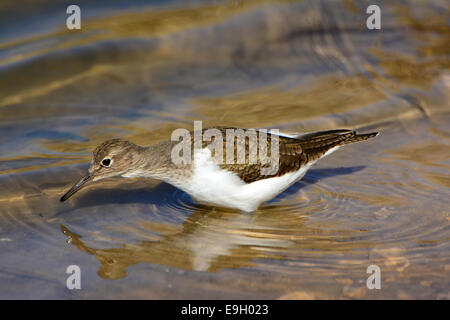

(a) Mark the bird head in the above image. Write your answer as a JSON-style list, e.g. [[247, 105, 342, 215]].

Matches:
[[60, 139, 142, 202]]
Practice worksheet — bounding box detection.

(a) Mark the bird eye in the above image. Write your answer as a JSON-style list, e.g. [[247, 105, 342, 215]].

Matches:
[[101, 158, 111, 167]]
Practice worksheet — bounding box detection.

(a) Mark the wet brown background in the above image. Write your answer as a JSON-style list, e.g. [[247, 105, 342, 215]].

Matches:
[[0, 0, 449, 299]]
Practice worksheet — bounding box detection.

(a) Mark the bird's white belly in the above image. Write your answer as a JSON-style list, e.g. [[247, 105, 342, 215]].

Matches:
[[175, 148, 324, 212]]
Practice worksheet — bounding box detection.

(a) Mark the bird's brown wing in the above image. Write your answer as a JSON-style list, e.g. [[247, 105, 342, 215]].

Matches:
[[205, 128, 378, 183]]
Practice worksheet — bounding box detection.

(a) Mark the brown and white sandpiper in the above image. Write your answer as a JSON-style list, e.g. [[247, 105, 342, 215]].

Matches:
[[60, 127, 378, 212]]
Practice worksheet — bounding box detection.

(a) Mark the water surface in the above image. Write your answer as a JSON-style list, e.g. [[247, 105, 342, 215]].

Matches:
[[0, 0, 449, 299]]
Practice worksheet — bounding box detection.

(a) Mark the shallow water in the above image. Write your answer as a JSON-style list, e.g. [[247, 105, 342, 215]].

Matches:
[[0, 0, 449, 299]]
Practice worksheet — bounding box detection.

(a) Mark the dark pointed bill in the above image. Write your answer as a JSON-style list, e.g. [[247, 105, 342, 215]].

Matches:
[[60, 174, 92, 202]]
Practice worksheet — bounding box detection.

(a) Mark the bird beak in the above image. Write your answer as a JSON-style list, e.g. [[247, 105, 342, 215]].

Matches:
[[60, 174, 93, 202]]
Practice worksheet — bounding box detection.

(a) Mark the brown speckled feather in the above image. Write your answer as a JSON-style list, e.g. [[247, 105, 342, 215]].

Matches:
[[195, 128, 378, 183]]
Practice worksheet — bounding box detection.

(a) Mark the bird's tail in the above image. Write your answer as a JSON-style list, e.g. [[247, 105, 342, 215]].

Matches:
[[292, 129, 378, 162], [338, 130, 379, 145], [297, 129, 378, 147]]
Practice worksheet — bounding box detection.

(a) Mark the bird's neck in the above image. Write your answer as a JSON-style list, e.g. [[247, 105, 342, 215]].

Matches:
[[124, 142, 177, 180]]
